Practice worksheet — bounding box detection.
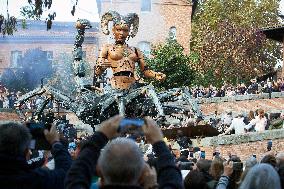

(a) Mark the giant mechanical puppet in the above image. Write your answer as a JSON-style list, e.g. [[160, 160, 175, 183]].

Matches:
[[16, 11, 202, 128]]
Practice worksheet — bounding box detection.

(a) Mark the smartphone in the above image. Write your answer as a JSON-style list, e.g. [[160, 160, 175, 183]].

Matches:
[[189, 151, 194, 158], [26, 122, 51, 150], [179, 162, 194, 170], [233, 162, 243, 171], [252, 154, 256, 158], [118, 118, 145, 132], [200, 151, 205, 159]]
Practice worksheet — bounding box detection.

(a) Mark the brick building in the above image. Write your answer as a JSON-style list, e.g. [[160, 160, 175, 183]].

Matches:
[[0, 1, 193, 76], [96, 0, 192, 55], [0, 20, 99, 75]]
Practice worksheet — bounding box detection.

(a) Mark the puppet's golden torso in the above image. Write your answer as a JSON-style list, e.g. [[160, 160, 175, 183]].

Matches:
[[106, 44, 139, 90]]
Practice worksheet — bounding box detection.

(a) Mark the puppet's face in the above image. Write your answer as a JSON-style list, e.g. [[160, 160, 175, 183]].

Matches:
[[112, 23, 130, 44]]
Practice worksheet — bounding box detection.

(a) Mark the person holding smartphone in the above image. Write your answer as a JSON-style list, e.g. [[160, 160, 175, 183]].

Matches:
[[0, 122, 72, 189], [65, 116, 183, 189]]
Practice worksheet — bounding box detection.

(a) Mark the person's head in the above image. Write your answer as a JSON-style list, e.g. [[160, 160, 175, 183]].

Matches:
[[238, 157, 258, 185], [184, 170, 208, 189], [209, 156, 224, 180], [237, 112, 243, 118], [177, 130, 183, 137], [226, 110, 232, 115], [0, 122, 32, 158], [258, 109, 265, 118], [228, 155, 243, 189], [197, 159, 211, 173], [261, 154, 277, 168], [101, 11, 139, 44], [97, 137, 144, 186], [248, 110, 255, 120], [278, 165, 284, 189], [276, 152, 284, 168], [245, 156, 258, 169], [280, 112, 284, 120], [239, 163, 281, 189]]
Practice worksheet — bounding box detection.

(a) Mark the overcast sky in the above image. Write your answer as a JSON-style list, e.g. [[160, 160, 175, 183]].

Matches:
[[1, 0, 284, 22], [0, 0, 100, 22]]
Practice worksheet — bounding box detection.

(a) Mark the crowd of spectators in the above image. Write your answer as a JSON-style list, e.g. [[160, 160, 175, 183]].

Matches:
[[191, 78, 284, 98], [1, 115, 284, 189], [1, 78, 284, 110], [0, 85, 60, 110], [162, 108, 284, 135]]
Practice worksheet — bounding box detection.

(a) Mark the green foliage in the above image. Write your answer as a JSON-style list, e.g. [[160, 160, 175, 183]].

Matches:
[[145, 39, 195, 90], [0, 14, 17, 36], [191, 0, 282, 86]]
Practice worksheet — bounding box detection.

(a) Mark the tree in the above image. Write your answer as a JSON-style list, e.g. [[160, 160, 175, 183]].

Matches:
[[145, 39, 195, 90], [191, 0, 282, 86], [0, 0, 17, 35]]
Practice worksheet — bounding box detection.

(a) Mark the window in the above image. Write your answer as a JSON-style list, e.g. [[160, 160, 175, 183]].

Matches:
[[138, 41, 151, 58], [141, 0, 151, 12], [10, 51, 22, 68], [169, 26, 177, 40]]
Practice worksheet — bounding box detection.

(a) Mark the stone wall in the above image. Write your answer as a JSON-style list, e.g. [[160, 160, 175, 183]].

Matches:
[[198, 92, 284, 104], [200, 92, 284, 117], [0, 111, 21, 123], [198, 129, 284, 161]]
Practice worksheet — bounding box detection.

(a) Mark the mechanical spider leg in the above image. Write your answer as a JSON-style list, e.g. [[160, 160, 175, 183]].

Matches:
[[182, 88, 202, 117], [117, 96, 126, 116], [33, 96, 52, 119], [144, 85, 165, 117], [15, 87, 46, 107]]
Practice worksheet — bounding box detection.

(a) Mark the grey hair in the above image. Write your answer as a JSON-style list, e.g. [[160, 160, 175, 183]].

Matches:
[[0, 122, 32, 156], [97, 137, 144, 185], [245, 157, 258, 169], [239, 163, 281, 189]]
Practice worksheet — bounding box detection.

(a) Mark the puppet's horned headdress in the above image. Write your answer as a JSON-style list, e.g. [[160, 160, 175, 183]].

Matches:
[[101, 11, 139, 38]]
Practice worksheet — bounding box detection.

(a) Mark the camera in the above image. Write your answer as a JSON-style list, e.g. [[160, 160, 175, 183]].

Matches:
[[26, 113, 55, 150], [118, 118, 145, 133], [233, 162, 243, 171], [178, 162, 194, 170]]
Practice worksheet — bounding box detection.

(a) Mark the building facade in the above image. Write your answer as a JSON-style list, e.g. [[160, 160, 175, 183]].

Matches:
[[1, 1, 192, 76], [96, 0, 192, 55], [0, 20, 99, 75]]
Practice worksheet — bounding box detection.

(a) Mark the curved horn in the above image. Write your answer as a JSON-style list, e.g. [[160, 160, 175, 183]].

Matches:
[[101, 11, 121, 35], [124, 13, 139, 38]]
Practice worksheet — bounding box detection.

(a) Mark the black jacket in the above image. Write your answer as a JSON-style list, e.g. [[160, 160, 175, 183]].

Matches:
[[0, 142, 72, 189], [65, 132, 183, 189]]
